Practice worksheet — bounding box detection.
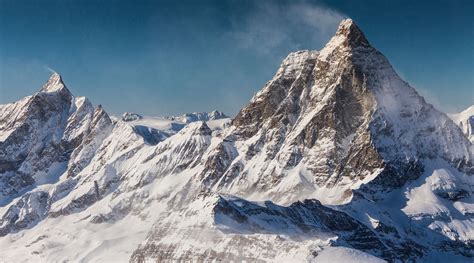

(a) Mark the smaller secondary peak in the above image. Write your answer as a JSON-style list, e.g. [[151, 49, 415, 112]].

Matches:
[[40, 72, 70, 94], [209, 110, 228, 119], [334, 18, 370, 47]]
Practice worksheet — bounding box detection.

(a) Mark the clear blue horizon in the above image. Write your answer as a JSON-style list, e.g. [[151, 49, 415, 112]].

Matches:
[[1, 0, 472, 116]]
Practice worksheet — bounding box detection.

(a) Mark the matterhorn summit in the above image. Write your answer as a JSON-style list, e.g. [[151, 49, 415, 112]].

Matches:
[[0, 19, 472, 262]]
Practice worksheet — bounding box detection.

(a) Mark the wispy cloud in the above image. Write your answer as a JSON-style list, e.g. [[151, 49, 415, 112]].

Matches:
[[229, 0, 345, 54], [416, 85, 458, 114]]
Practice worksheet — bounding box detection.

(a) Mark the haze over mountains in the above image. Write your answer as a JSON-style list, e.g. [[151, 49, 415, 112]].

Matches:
[[0, 19, 472, 262]]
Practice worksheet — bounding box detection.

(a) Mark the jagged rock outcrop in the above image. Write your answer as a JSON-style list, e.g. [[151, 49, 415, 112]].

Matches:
[[0, 191, 50, 236]]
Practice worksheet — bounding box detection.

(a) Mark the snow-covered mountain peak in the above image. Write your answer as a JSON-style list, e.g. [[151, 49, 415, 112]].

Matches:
[[449, 105, 474, 142], [334, 18, 369, 47], [451, 105, 474, 121], [0, 73, 114, 202], [208, 110, 228, 120], [40, 72, 69, 94], [74, 96, 89, 108], [318, 18, 372, 62], [231, 16, 471, 201]]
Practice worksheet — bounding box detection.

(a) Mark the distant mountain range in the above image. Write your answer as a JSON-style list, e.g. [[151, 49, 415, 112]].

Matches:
[[0, 19, 472, 262]]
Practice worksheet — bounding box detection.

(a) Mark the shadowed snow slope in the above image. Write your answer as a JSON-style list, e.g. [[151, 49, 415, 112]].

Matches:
[[0, 19, 472, 262]]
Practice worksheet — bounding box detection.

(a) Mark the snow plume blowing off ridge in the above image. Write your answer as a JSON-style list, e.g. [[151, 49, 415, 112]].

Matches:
[[229, 0, 345, 54], [43, 65, 57, 74]]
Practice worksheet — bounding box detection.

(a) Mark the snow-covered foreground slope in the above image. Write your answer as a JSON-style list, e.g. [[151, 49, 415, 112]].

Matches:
[[0, 19, 472, 262]]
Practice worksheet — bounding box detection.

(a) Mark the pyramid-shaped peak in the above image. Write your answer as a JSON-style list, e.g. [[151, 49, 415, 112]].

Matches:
[[49, 72, 62, 81], [318, 18, 372, 61], [338, 18, 356, 29], [45, 72, 63, 86], [334, 18, 370, 47], [40, 72, 70, 94]]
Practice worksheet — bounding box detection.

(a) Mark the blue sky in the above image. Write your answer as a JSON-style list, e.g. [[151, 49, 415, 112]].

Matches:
[[0, 0, 472, 116]]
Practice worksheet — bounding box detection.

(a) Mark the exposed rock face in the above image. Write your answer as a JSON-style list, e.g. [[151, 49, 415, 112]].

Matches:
[[131, 125, 168, 145], [0, 191, 50, 236], [0, 19, 472, 262]]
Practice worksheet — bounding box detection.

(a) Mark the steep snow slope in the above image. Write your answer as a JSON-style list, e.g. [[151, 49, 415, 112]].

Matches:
[[450, 105, 474, 142], [0, 19, 472, 262]]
